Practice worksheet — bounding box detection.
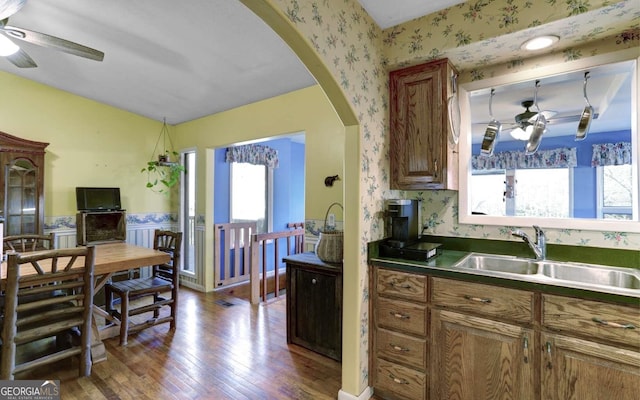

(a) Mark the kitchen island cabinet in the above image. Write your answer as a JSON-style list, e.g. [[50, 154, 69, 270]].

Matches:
[[285, 252, 342, 361]]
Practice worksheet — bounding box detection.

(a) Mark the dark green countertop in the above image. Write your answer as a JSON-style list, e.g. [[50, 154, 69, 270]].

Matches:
[[283, 252, 343, 273], [368, 239, 640, 307]]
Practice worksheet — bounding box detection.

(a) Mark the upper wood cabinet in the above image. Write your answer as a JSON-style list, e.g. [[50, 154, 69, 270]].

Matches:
[[390, 58, 458, 190], [0, 131, 49, 236]]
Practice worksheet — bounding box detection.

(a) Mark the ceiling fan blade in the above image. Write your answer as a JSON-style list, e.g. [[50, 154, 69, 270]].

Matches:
[[5, 46, 36, 67], [0, 0, 26, 21], [2, 25, 104, 61], [547, 113, 599, 125], [540, 110, 557, 119]]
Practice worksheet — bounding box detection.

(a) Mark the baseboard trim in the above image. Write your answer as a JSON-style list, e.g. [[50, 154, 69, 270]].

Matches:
[[338, 386, 373, 400], [179, 280, 205, 292]]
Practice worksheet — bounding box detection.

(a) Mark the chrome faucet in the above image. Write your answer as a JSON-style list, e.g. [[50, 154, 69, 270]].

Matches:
[[511, 225, 546, 260]]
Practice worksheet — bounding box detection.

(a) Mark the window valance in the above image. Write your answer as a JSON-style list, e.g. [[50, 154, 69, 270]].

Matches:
[[591, 142, 632, 167], [226, 144, 279, 169], [472, 147, 577, 171]]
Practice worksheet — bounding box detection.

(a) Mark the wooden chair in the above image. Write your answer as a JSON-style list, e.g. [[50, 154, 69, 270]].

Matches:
[[3, 233, 55, 253], [104, 229, 182, 345], [1, 246, 96, 379], [2, 233, 58, 308]]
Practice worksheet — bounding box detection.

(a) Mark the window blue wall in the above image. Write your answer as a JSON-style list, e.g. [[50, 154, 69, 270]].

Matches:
[[472, 129, 631, 218], [214, 137, 305, 226], [214, 137, 305, 278]]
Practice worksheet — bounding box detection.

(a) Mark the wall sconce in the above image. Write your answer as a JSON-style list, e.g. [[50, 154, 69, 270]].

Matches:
[[324, 175, 340, 187]]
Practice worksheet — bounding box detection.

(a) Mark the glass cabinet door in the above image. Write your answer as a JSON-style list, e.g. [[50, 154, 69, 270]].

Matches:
[[5, 159, 38, 235], [0, 131, 49, 237]]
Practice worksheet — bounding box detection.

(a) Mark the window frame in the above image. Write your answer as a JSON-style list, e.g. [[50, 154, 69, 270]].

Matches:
[[596, 165, 633, 219]]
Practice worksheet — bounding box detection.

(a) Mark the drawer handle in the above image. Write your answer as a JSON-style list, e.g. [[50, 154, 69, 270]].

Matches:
[[389, 344, 410, 352], [592, 317, 636, 330], [389, 373, 408, 385], [311, 278, 317, 284], [390, 312, 410, 320], [463, 294, 492, 304], [391, 281, 412, 289]]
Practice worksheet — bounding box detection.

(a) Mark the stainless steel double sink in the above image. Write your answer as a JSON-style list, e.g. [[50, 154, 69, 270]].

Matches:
[[451, 253, 640, 297]]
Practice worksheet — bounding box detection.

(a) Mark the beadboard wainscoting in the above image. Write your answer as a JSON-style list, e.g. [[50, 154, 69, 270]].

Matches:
[[45, 213, 178, 280], [46, 215, 322, 293]]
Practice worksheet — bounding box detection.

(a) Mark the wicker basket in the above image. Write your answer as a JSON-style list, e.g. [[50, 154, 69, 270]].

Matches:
[[315, 202, 344, 263]]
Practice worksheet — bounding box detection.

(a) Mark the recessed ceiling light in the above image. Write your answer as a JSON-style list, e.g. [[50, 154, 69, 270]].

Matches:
[[521, 35, 559, 51]]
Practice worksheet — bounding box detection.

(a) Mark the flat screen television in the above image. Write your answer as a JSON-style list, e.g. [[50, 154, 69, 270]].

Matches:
[[76, 187, 122, 211]]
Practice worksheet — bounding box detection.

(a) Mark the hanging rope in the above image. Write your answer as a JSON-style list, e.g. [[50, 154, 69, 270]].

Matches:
[[149, 118, 177, 162]]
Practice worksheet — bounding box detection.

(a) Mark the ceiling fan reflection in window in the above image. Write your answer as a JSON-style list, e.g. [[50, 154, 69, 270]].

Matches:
[[503, 99, 598, 141], [0, 0, 104, 68]]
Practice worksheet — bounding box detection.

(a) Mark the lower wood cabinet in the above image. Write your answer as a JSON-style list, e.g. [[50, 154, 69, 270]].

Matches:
[[286, 253, 342, 361], [541, 332, 640, 399], [371, 268, 428, 400], [431, 310, 535, 400], [541, 294, 640, 399], [369, 265, 640, 400]]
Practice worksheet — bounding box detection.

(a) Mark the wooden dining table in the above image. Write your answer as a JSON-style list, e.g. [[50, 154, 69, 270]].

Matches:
[[2, 242, 170, 363]]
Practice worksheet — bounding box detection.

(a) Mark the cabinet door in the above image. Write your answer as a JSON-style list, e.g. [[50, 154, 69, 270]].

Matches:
[[4, 157, 43, 235], [289, 266, 342, 361], [431, 309, 535, 400], [0, 132, 48, 236], [541, 333, 640, 400], [390, 58, 457, 190]]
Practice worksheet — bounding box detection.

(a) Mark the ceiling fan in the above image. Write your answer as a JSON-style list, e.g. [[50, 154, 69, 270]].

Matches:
[[0, 0, 104, 68], [501, 99, 599, 140]]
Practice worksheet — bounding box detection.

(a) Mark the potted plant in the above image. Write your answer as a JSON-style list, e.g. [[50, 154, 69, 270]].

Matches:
[[141, 150, 185, 194]]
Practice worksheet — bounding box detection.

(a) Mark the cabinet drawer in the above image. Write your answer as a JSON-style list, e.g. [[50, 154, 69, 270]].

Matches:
[[375, 358, 426, 400], [376, 297, 428, 337], [375, 328, 427, 370], [432, 277, 534, 324], [543, 294, 640, 349], [376, 268, 428, 303]]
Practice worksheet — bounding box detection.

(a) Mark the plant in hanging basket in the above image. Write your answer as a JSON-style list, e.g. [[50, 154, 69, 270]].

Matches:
[[141, 150, 185, 194]]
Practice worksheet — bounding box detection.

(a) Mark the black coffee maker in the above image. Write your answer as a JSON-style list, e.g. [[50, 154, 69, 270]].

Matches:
[[384, 199, 419, 248], [379, 199, 442, 262]]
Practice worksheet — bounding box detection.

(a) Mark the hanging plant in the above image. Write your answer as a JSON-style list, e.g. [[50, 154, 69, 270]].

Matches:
[[141, 119, 185, 194]]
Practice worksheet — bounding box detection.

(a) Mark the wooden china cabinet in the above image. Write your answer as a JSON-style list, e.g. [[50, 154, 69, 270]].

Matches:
[[0, 131, 49, 236]]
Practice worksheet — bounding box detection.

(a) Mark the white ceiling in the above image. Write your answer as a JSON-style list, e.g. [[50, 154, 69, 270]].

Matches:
[[0, 0, 463, 125], [0, 0, 635, 134], [358, 0, 465, 29], [468, 60, 634, 143]]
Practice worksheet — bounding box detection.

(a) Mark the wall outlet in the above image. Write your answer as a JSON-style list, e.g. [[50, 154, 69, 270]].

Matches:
[[327, 213, 336, 227]]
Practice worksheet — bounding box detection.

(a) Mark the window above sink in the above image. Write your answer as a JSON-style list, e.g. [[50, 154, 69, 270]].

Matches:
[[457, 49, 639, 232]]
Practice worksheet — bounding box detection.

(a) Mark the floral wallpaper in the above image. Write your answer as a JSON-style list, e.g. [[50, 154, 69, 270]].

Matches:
[[266, 0, 638, 394]]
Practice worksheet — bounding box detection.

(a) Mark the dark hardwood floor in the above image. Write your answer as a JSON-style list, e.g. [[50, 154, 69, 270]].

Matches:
[[17, 288, 343, 399]]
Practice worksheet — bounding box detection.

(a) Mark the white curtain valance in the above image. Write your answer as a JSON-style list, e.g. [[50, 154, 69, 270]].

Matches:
[[472, 147, 577, 171], [591, 142, 632, 167], [225, 144, 279, 169]]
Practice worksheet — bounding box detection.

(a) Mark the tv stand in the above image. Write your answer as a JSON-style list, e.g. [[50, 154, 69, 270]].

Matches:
[[77, 210, 126, 245]]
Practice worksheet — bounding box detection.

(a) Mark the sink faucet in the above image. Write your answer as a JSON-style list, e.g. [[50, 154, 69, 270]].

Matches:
[[511, 225, 546, 260]]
